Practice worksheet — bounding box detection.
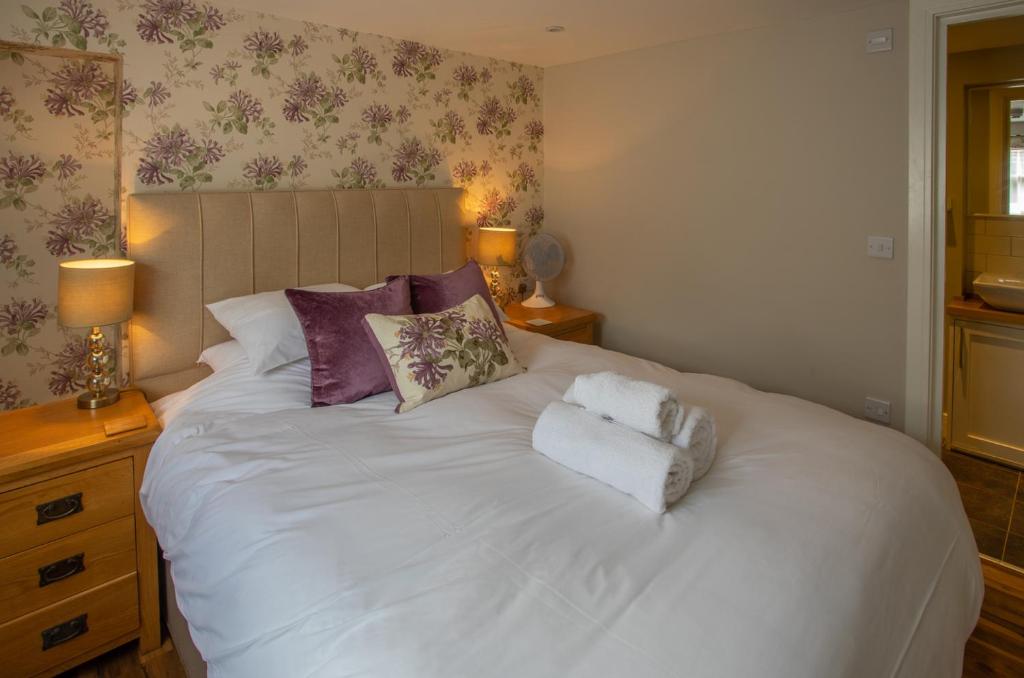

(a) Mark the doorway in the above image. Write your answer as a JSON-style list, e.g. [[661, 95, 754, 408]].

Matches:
[[940, 15, 1024, 567]]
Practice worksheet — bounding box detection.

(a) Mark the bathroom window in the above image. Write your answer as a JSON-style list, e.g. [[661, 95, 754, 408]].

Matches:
[[1011, 99, 1023, 215]]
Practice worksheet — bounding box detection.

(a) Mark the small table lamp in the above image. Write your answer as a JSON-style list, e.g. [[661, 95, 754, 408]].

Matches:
[[58, 258, 135, 409], [476, 227, 517, 301]]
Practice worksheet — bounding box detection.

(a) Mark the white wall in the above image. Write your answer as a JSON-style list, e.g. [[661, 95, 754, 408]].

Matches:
[[544, 0, 910, 427]]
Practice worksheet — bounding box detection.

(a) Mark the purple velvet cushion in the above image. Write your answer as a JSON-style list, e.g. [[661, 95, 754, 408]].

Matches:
[[388, 261, 504, 331], [285, 277, 412, 407]]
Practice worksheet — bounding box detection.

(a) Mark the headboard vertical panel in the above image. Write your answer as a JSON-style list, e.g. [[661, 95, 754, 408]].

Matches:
[[408, 191, 443, 274], [199, 193, 253, 349], [295, 192, 337, 286], [128, 188, 468, 400], [438, 190, 469, 273], [252, 192, 299, 292], [372, 190, 412, 277], [128, 193, 203, 384], [334, 191, 376, 288]]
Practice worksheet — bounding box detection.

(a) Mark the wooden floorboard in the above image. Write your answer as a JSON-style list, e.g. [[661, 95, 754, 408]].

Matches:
[[57, 638, 185, 678], [964, 558, 1024, 678]]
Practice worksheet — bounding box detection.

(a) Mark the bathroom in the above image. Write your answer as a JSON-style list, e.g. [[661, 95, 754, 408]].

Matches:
[[943, 15, 1024, 568]]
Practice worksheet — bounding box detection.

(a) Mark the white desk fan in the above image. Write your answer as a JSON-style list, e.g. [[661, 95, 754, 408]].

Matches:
[[521, 233, 564, 308]]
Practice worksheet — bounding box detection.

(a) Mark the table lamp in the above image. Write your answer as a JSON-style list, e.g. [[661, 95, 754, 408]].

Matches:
[[476, 227, 517, 301], [58, 258, 135, 409]]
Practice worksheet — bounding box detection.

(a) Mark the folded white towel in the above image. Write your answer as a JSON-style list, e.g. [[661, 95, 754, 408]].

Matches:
[[563, 371, 684, 442], [533, 401, 694, 513], [672, 406, 717, 480]]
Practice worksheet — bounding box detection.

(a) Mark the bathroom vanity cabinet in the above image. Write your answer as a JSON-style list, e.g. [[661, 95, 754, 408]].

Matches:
[[949, 310, 1024, 468]]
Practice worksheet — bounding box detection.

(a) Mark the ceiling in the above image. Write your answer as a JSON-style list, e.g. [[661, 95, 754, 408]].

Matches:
[[947, 15, 1024, 54], [231, 0, 884, 67]]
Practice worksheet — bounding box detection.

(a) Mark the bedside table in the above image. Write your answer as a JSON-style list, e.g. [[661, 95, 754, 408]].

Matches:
[[0, 390, 162, 677], [504, 303, 599, 345]]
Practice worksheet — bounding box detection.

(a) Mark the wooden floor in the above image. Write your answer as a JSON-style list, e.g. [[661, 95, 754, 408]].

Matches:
[[55, 558, 1024, 678], [57, 639, 186, 678], [964, 558, 1024, 677]]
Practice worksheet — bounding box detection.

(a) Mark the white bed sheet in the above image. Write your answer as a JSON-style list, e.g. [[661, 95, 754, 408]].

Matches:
[[142, 327, 982, 678]]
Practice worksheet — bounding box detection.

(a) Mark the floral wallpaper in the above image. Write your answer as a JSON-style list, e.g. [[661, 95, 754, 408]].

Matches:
[[1, 0, 543, 411], [0, 47, 118, 410]]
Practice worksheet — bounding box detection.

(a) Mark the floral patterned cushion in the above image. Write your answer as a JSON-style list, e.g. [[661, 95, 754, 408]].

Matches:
[[362, 294, 522, 413]]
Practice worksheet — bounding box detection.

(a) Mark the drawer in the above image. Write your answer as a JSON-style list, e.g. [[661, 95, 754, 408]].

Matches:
[[0, 459, 134, 559], [0, 516, 136, 624], [0, 573, 138, 678], [553, 323, 594, 345]]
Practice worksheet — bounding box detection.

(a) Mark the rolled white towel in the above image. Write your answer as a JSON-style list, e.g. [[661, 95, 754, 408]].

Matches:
[[672, 406, 717, 480], [563, 371, 684, 442], [533, 401, 694, 513]]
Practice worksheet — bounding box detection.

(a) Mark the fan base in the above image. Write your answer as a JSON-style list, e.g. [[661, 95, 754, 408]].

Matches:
[[522, 280, 555, 308]]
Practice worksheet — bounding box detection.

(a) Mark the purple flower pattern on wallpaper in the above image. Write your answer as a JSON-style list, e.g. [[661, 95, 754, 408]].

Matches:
[[45, 195, 118, 256], [360, 102, 392, 144], [0, 233, 36, 284], [332, 156, 383, 189], [20, 0, 115, 51], [0, 86, 14, 115], [32, 334, 89, 396], [241, 153, 282, 190], [142, 80, 170, 107], [452, 64, 478, 101], [138, 124, 223, 189], [451, 160, 477, 186], [2, 0, 541, 408], [204, 89, 272, 137], [525, 119, 543, 152], [476, 96, 517, 138], [44, 60, 115, 119], [336, 45, 384, 87], [476, 188, 517, 228], [391, 137, 441, 185], [242, 29, 283, 78], [1, 296, 49, 356], [1, 378, 32, 410], [509, 161, 538, 193], [392, 40, 443, 82], [136, 0, 225, 69], [282, 72, 347, 146], [431, 110, 467, 145], [0, 152, 46, 210]]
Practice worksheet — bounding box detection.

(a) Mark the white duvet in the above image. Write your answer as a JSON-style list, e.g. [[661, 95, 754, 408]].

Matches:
[[141, 327, 982, 678]]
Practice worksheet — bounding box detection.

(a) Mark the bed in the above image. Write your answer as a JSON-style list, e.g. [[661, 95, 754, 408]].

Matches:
[[127, 189, 983, 678]]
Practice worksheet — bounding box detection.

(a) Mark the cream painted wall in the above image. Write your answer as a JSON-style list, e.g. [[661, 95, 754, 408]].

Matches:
[[544, 1, 909, 427]]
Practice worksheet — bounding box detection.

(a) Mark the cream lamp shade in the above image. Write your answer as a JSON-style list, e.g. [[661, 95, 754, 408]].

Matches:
[[58, 259, 135, 328], [476, 227, 517, 267]]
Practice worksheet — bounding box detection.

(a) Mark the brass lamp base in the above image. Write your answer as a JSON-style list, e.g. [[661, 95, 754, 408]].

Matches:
[[78, 387, 120, 409], [77, 325, 119, 409]]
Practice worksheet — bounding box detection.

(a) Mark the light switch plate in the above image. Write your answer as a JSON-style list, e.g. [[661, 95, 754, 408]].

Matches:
[[866, 28, 893, 53], [867, 236, 894, 259], [864, 397, 891, 425]]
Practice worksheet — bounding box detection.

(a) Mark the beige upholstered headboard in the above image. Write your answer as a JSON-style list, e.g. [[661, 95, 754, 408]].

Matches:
[[127, 188, 470, 400]]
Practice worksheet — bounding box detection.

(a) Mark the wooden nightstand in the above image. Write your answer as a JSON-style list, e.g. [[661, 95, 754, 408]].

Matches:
[[504, 303, 599, 345], [0, 390, 162, 677]]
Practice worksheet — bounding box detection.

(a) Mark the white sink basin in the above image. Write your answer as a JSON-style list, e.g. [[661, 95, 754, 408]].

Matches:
[[974, 272, 1024, 313]]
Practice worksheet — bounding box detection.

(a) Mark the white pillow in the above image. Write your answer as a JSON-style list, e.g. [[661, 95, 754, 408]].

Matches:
[[206, 282, 358, 374], [197, 339, 247, 372]]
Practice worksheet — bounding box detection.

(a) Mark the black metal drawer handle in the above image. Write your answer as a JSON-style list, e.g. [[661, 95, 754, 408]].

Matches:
[[41, 613, 88, 651], [35, 492, 83, 525], [38, 553, 86, 588]]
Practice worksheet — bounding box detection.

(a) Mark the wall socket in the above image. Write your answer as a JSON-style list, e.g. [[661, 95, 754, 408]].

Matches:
[[864, 397, 891, 425]]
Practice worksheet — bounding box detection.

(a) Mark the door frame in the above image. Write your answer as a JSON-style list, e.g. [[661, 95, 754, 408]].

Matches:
[[905, 0, 1024, 450]]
